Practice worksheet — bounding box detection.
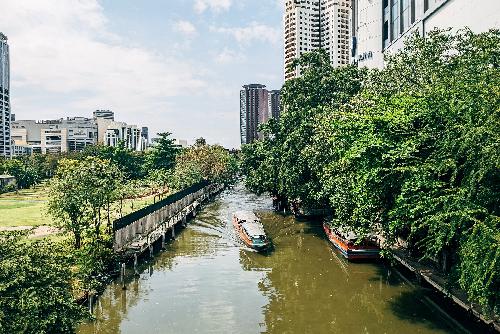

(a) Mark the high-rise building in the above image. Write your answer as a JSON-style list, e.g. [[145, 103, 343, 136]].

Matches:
[[284, 0, 352, 81], [240, 85, 281, 145], [0, 32, 11, 158], [268, 90, 281, 121], [351, 0, 500, 69], [240, 84, 268, 145]]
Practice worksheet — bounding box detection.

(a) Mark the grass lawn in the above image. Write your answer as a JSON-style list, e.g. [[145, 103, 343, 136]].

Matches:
[[0, 183, 165, 228], [0, 184, 52, 228]]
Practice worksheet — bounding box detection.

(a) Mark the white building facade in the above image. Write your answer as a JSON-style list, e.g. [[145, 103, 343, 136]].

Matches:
[[284, 0, 352, 81], [12, 117, 97, 155], [352, 0, 500, 69], [0, 33, 11, 158], [11, 111, 147, 155]]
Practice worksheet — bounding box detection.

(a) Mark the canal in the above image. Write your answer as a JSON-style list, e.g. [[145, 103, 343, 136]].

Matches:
[[78, 184, 466, 334]]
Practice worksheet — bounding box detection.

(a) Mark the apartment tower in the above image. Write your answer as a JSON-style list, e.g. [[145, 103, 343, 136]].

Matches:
[[0, 33, 11, 157], [284, 0, 352, 80], [240, 84, 269, 145]]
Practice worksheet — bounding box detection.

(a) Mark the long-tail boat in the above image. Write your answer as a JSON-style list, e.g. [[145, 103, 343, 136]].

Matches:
[[323, 222, 380, 260], [232, 211, 270, 251]]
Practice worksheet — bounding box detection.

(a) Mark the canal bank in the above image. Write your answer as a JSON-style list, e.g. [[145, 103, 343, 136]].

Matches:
[[79, 184, 482, 334]]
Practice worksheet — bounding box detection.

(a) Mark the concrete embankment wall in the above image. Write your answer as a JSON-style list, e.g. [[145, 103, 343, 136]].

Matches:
[[113, 181, 223, 252]]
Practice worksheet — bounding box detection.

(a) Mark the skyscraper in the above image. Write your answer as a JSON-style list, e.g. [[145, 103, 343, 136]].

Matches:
[[284, 0, 352, 80], [268, 90, 281, 121], [240, 84, 269, 145], [0, 32, 11, 158]]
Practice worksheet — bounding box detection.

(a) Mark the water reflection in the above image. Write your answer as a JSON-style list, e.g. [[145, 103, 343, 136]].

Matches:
[[79, 184, 460, 334]]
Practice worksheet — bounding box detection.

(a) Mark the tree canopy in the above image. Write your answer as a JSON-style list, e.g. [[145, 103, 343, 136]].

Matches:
[[241, 29, 500, 314]]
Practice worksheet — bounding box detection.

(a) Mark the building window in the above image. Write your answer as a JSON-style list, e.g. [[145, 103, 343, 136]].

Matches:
[[391, 0, 400, 40], [401, 0, 410, 32]]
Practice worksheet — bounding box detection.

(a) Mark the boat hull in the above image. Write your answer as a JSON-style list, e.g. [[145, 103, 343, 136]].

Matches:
[[323, 223, 380, 261], [233, 216, 270, 251]]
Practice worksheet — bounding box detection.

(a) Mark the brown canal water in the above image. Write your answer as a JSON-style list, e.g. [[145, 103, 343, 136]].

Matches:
[[78, 184, 467, 334]]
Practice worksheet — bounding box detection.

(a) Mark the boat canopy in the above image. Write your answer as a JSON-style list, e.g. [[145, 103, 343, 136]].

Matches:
[[241, 221, 267, 238], [234, 210, 259, 223]]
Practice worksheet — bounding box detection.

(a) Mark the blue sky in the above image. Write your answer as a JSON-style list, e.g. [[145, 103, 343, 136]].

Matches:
[[2, 0, 284, 148]]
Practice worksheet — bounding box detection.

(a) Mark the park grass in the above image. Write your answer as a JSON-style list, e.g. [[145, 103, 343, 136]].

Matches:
[[0, 183, 52, 228], [0, 182, 165, 228]]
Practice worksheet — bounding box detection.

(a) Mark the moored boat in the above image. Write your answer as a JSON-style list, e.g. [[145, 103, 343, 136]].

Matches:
[[323, 222, 380, 260], [232, 211, 270, 251]]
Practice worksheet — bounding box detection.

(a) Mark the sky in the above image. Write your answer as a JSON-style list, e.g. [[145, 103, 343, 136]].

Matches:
[[1, 0, 285, 148]]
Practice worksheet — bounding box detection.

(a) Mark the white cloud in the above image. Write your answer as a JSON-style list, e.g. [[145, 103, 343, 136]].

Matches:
[[210, 22, 281, 46], [194, 0, 232, 14], [214, 48, 245, 64], [2, 0, 205, 126], [173, 20, 198, 37]]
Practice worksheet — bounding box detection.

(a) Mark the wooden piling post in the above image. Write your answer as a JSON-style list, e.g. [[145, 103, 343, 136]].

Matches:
[[161, 234, 166, 250], [182, 215, 187, 227], [149, 244, 153, 258], [120, 263, 126, 290], [171, 226, 175, 239], [134, 253, 139, 277], [88, 292, 94, 314]]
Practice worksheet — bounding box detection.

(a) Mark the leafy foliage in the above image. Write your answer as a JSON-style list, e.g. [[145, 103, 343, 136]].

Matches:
[[145, 132, 179, 171], [241, 29, 500, 314], [83, 143, 145, 179], [0, 232, 87, 333], [48, 157, 123, 248], [172, 143, 238, 190]]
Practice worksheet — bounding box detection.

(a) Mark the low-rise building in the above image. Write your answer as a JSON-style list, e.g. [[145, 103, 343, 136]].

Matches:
[[0, 175, 16, 190], [11, 110, 146, 155], [12, 117, 97, 155], [351, 0, 500, 69]]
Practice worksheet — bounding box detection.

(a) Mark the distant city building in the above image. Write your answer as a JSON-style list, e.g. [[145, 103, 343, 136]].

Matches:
[[174, 139, 188, 148], [240, 84, 281, 145], [93, 109, 114, 120], [240, 84, 268, 145], [351, 0, 500, 68], [12, 117, 97, 154], [284, 0, 352, 80], [141, 126, 149, 146], [268, 90, 281, 121], [0, 32, 11, 157], [104, 121, 143, 151], [11, 111, 147, 155]]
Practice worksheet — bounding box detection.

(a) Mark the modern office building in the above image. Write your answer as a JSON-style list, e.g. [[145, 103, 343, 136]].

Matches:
[[11, 111, 147, 155], [351, 0, 500, 68], [0, 33, 11, 158], [284, 0, 352, 80], [268, 90, 281, 121], [104, 121, 143, 151], [12, 117, 98, 154]]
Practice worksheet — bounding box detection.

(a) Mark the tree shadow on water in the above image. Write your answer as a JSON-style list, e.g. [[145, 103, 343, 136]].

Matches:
[[388, 290, 460, 333]]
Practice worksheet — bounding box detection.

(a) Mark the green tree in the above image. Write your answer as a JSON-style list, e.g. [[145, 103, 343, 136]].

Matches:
[[174, 144, 237, 186], [145, 132, 178, 170], [83, 143, 145, 179], [48, 159, 90, 249], [0, 232, 87, 333], [48, 157, 123, 247]]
